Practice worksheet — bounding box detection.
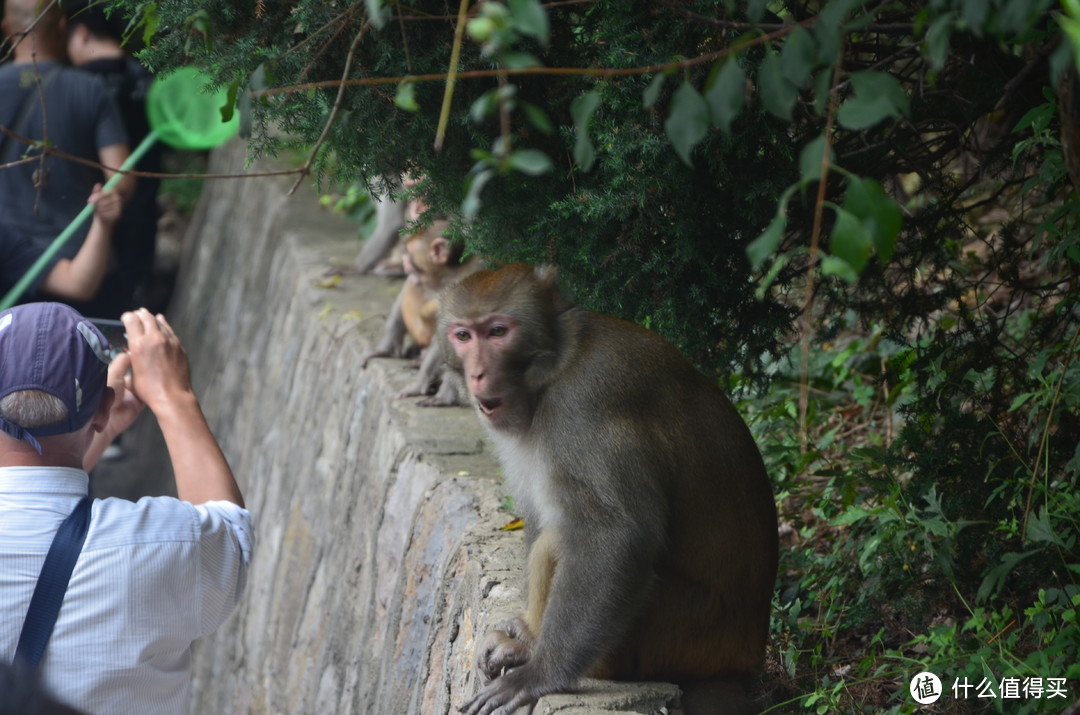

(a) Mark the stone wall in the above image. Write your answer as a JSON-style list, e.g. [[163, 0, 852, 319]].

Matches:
[[166, 143, 681, 714]]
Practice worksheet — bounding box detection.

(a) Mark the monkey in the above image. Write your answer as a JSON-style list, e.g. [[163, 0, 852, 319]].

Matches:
[[353, 176, 408, 276], [361, 218, 482, 406], [439, 264, 778, 715]]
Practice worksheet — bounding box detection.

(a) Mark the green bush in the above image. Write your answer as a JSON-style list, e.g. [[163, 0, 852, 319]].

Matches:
[[106, 0, 1079, 709]]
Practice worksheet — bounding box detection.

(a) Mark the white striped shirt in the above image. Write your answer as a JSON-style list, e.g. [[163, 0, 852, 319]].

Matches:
[[0, 466, 252, 714]]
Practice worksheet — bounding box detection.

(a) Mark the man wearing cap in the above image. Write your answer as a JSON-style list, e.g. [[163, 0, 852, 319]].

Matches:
[[0, 303, 252, 715]]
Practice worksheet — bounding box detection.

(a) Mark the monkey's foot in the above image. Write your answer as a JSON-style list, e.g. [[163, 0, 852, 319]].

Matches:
[[461, 665, 548, 715], [416, 394, 458, 407], [360, 347, 399, 368], [397, 381, 435, 400], [321, 264, 361, 278]]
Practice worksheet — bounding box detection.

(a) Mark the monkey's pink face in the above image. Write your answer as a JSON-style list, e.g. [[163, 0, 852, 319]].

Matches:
[[446, 314, 519, 420]]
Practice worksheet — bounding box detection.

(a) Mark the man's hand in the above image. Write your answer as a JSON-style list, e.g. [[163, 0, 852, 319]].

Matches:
[[120, 308, 195, 413], [103, 351, 146, 438], [88, 183, 122, 228], [83, 350, 146, 471]]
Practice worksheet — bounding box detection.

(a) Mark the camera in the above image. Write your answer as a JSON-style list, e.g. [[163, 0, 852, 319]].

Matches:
[[87, 318, 126, 360]]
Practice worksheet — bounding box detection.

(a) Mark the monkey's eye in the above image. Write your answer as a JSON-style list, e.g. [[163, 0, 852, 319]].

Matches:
[[489, 325, 508, 338], [453, 329, 471, 342]]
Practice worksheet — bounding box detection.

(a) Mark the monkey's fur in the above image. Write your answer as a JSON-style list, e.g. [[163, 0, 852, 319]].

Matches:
[[440, 264, 778, 715]]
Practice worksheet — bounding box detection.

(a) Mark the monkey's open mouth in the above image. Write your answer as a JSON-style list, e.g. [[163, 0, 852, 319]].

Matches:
[[477, 397, 503, 415]]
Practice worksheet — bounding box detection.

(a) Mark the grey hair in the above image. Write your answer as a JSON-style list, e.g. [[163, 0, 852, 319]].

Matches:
[[0, 390, 68, 428]]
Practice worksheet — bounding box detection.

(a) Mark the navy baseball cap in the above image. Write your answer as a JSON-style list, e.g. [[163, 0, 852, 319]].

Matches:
[[0, 303, 111, 453]]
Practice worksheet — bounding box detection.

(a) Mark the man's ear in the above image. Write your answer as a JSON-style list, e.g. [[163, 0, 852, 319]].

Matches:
[[91, 387, 115, 433], [429, 236, 451, 264]]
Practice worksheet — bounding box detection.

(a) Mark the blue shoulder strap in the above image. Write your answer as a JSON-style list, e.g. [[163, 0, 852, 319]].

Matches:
[[13, 496, 92, 671]]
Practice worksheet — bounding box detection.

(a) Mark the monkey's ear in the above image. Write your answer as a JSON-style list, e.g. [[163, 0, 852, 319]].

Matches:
[[430, 236, 451, 264], [534, 264, 573, 314]]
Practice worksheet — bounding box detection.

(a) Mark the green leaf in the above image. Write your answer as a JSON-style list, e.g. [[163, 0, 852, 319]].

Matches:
[[977, 551, 1040, 602], [470, 89, 498, 122], [664, 81, 710, 166], [746, 0, 767, 23], [238, 66, 265, 138], [394, 79, 419, 111], [508, 0, 549, 46], [506, 149, 553, 176], [137, 5, 160, 48], [812, 68, 832, 116], [747, 213, 786, 269], [820, 0, 862, 28], [571, 90, 601, 171], [961, 0, 989, 36], [832, 505, 874, 527], [220, 78, 241, 122], [469, 148, 496, 164], [798, 134, 834, 185], [574, 133, 595, 171], [836, 70, 910, 130], [705, 59, 745, 133], [504, 52, 541, 69], [820, 254, 859, 283], [462, 166, 494, 220], [843, 176, 901, 261], [364, 0, 386, 29], [754, 251, 787, 299], [924, 13, 954, 71], [1026, 507, 1065, 546], [643, 74, 665, 109], [780, 26, 816, 89], [520, 101, 553, 134], [829, 208, 873, 273], [814, 17, 841, 66], [759, 53, 796, 121]]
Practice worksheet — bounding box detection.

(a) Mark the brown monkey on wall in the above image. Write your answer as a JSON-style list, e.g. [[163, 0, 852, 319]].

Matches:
[[440, 264, 778, 715], [362, 218, 482, 405]]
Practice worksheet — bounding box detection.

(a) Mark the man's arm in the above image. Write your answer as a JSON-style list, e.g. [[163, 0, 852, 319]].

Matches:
[[39, 184, 121, 301], [113, 308, 244, 506], [98, 142, 136, 204]]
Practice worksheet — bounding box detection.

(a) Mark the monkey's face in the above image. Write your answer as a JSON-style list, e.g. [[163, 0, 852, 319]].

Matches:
[[445, 313, 532, 431], [440, 264, 563, 433]]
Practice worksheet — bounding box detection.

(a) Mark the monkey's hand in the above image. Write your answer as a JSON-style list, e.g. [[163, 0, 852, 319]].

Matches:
[[475, 618, 533, 681], [416, 370, 466, 408]]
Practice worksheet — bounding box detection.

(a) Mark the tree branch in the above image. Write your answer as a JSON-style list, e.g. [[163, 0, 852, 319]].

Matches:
[[288, 18, 370, 195]]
